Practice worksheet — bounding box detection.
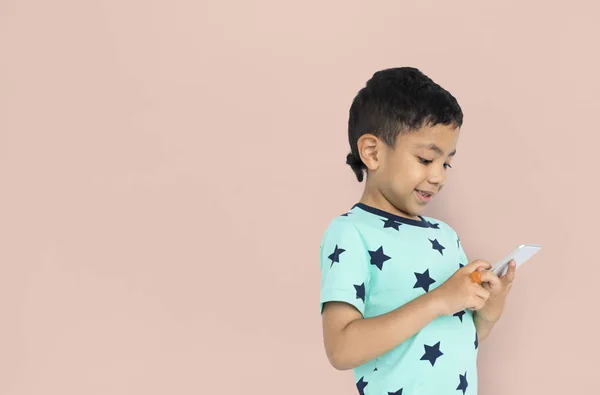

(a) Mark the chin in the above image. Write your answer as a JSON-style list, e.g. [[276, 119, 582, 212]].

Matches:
[[388, 195, 423, 219], [406, 205, 424, 219], [398, 205, 422, 220]]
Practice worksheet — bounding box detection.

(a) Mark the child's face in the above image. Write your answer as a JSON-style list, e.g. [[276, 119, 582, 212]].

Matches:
[[373, 124, 460, 219]]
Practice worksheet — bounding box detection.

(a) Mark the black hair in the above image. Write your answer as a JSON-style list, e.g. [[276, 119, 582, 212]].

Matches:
[[346, 67, 463, 182]]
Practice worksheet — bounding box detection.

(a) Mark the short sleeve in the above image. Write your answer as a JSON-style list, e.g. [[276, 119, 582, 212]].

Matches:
[[319, 218, 370, 316], [457, 234, 469, 267]]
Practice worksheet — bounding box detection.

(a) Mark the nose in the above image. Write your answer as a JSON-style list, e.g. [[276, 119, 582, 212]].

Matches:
[[428, 164, 446, 186]]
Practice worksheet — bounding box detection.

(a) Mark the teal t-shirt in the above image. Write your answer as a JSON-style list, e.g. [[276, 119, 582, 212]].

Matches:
[[319, 203, 478, 395]]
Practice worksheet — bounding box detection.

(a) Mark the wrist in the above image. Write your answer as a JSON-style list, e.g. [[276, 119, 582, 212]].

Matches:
[[474, 312, 497, 342], [474, 310, 498, 325], [425, 288, 448, 317]]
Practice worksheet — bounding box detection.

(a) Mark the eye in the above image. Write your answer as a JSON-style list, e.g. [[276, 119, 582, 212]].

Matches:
[[418, 157, 432, 165], [444, 163, 452, 169]]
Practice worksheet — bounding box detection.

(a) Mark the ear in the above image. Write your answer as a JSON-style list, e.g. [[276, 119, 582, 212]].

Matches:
[[357, 134, 381, 172]]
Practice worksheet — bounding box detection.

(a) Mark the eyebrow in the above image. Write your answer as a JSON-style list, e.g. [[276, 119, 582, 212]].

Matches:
[[417, 143, 457, 157]]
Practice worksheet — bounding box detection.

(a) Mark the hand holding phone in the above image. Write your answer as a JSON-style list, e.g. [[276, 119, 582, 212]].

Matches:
[[491, 244, 541, 276], [470, 244, 541, 283]]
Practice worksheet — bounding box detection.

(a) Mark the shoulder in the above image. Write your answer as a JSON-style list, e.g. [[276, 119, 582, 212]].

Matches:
[[321, 213, 363, 241], [319, 210, 384, 254]]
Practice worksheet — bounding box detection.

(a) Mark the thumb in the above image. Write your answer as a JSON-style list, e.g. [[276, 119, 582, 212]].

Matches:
[[463, 259, 491, 273], [501, 260, 517, 283]]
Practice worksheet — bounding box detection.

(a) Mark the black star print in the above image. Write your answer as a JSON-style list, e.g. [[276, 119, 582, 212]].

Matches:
[[382, 218, 402, 230], [369, 246, 391, 270], [420, 341, 443, 366], [413, 269, 436, 292], [341, 212, 352, 217], [453, 310, 466, 322], [474, 332, 479, 349], [429, 238, 446, 255], [459, 263, 464, 268], [328, 245, 345, 267], [388, 389, 403, 395], [373, 367, 378, 372], [356, 377, 368, 395], [457, 371, 468, 394], [457, 237, 460, 248], [354, 283, 365, 302], [427, 221, 440, 229]]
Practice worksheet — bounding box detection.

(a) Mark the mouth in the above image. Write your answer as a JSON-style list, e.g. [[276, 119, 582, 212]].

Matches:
[[415, 189, 435, 203]]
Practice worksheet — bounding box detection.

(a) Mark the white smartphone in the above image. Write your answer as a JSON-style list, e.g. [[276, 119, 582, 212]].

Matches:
[[491, 244, 542, 276]]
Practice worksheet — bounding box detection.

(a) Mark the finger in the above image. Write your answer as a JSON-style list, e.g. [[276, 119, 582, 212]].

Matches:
[[476, 299, 486, 310], [464, 259, 491, 273], [479, 270, 501, 287], [502, 260, 517, 283], [475, 287, 491, 301], [470, 299, 485, 311]]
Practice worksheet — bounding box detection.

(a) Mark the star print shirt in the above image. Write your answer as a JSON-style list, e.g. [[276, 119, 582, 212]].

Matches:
[[319, 203, 479, 395]]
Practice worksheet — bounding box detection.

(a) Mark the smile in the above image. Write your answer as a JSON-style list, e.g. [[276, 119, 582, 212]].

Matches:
[[415, 190, 434, 203]]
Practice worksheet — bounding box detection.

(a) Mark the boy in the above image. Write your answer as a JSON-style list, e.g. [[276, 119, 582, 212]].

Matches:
[[319, 67, 516, 395]]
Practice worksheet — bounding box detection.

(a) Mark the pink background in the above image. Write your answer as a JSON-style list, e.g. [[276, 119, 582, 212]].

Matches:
[[1, 1, 598, 394]]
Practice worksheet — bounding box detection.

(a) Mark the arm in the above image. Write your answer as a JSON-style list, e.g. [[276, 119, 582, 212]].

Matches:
[[472, 260, 517, 343], [473, 312, 496, 342], [456, 237, 498, 343], [322, 259, 490, 371], [322, 291, 445, 371], [319, 221, 489, 371]]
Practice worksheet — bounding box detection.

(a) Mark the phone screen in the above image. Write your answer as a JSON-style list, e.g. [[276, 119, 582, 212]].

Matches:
[[491, 244, 541, 276]]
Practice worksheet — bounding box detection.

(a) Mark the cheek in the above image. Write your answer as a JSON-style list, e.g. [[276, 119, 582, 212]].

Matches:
[[390, 161, 424, 190], [379, 156, 401, 179], [399, 160, 426, 182], [381, 153, 426, 190]]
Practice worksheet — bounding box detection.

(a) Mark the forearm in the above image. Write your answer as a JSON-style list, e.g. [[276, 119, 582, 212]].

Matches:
[[331, 291, 445, 370], [473, 312, 497, 342]]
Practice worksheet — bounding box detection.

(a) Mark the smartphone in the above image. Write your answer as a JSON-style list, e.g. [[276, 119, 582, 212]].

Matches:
[[491, 244, 542, 276]]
